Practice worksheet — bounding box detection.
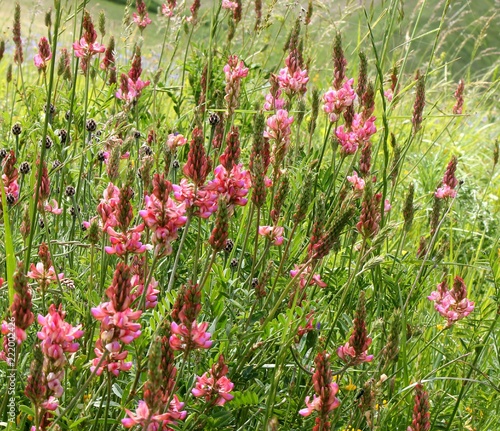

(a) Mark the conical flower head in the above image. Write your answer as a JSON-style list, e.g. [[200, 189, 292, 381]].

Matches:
[[183, 128, 212, 186], [408, 383, 431, 431], [209, 196, 229, 252]]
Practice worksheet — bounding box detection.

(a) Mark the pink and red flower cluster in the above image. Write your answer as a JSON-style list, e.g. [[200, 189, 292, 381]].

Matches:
[[192, 355, 234, 406], [91, 263, 142, 376], [427, 276, 474, 325]]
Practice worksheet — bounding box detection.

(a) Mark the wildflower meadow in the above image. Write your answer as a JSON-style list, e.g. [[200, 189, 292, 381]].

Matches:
[[0, 0, 499, 430]]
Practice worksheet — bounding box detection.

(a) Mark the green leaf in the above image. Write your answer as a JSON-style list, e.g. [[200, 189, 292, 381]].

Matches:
[[18, 405, 35, 417]]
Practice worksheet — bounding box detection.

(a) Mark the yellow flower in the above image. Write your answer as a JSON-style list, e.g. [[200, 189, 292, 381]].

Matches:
[[345, 383, 357, 391]]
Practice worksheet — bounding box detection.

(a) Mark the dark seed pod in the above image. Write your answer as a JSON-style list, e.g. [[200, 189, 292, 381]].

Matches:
[[0, 149, 8, 160], [52, 160, 62, 169], [97, 150, 106, 162], [141, 145, 153, 156], [69, 206, 80, 217], [44, 103, 56, 115], [58, 129, 67, 144], [44, 136, 53, 149], [172, 160, 180, 169], [19, 161, 31, 174], [208, 113, 220, 126], [11, 123, 22, 136], [224, 238, 234, 253], [134, 130, 141, 139], [6, 193, 15, 205], [230, 258, 238, 269], [65, 186, 76, 197], [86, 119, 97, 132], [61, 278, 75, 290]]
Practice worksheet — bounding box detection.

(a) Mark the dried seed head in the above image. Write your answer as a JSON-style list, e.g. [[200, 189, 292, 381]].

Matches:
[[61, 278, 75, 290], [86, 119, 97, 132], [224, 238, 234, 253], [6, 193, 15, 205], [412, 70, 426, 133], [356, 51, 368, 99], [97, 150, 106, 162], [12, 122, 22, 136], [58, 129, 67, 144], [19, 161, 30, 174], [452, 79, 465, 115], [140, 144, 153, 156], [403, 183, 415, 232], [43, 103, 56, 115], [99, 10, 106, 37], [208, 112, 220, 126], [65, 186, 76, 197], [44, 136, 53, 149]]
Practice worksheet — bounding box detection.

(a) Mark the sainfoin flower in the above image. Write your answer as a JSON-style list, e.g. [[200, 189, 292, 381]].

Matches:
[[337, 291, 374, 365], [72, 11, 105, 72], [299, 351, 340, 429], [277, 49, 309, 96], [91, 263, 142, 376], [265, 109, 294, 167], [37, 304, 83, 405], [428, 276, 474, 325], [205, 164, 251, 209], [347, 171, 365, 191], [2, 150, 19, 206], [172, 179, 218, 219], [435, 156, 458, 199], [139, 174, 187, 256], [28, 262, 64, 290], [224, 54, 249, 117], [73, 36, 105, 59], [290, 264, 327, 289], [0, 262, 34, 361], [258, 225, 284, 246], [133, 0, 152, 29], [169, 321, 213, 351], [161, 0, 176, 17], [408, 383, 431, 431], [122, 398, 187, 429], [166, 132, 187, 151], [192, 355, 234, 406], [34, 36, 52, 71], [323, 78, 356, 122], [264, 89, 286, 111], [104, 224, 149, 256], [116, 73, 150, 103], [222, 0, 238, 10]]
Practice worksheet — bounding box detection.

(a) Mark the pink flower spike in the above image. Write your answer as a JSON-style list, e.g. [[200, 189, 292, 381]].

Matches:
[[169, 321, 213, 351], [258, 225, 284, 246], [44, 199, 63, 215], [222, 0, 238, 10], [299, 395, 322, 417], [384, 199, 391, 213], [347, 171, 365, 190], [34, 37, 52, 71]]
